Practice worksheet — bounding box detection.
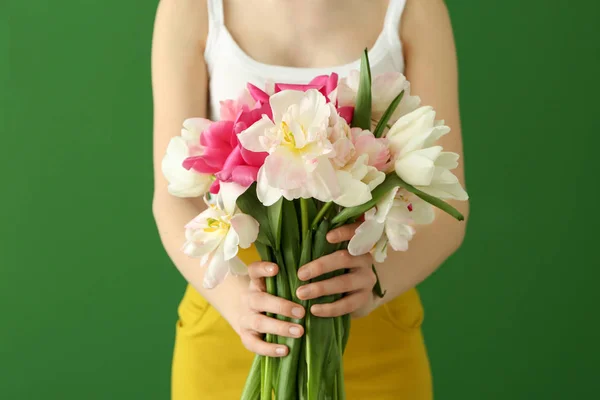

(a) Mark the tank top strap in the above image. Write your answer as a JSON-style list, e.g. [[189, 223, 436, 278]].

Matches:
[[383, 0, 407, 34], [205, 0, 225, 67], [207, 0, 224, 27]]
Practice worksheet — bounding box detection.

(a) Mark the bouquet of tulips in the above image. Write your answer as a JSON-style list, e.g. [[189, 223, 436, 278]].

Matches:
[[162, 51, 468, 399]]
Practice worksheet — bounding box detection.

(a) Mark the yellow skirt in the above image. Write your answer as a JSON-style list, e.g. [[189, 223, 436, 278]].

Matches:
[[172, 248, 433, 399]]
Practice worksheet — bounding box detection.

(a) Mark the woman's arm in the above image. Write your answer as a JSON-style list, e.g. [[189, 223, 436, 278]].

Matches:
[[151, 0, 250, 327], [151, 1, 305, 355], [294, 0, 470, 316], [367, 0, 470, 304]]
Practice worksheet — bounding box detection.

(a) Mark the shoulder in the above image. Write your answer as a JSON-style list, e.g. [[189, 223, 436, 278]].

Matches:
[[152, 0, 209, 56], [401, 0, 454, 51]]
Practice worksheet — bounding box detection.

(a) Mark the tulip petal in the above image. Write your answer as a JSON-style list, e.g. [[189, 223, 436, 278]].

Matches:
[[334, 170, 372, 207], [435, 152, 460, 169], [348, 218, 385, 256], [256, 166, 283, 206], [373, 236, 389, 263], [230, 214, 260, 249], [407, 197, 436, 224], [374, 187, 399, 223], [238, 116, 274, 153], [269, 90, 307, 124], [218, 182, 248, 215], [264, 147, 307, 190], [223, 228, 240, 261], [203, 244, 229, 289], [247, 83, 271, 103], [183, 118, 212, 137], [306, 158, 341, 202], [229, 165, 259, 187], [417, 182, 469, 201], [395, 146, 442, 186], [385, 222, 414, 252]]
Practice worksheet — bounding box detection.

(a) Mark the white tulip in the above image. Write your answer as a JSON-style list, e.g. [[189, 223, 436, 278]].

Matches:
[[386, 107, 469, 201], [162, 118, 213, 198], [238, 89, 340, 205], [348, 187, 435, 262], [182, 182, 259, 288]]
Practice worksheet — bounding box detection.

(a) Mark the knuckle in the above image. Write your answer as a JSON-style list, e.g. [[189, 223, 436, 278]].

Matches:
[[339, 250, 353, 264], [238, 314, 250, 330], [340, 275, 355, 292], [240, 333, 253, 351], [250, 315, 262, 332], [248, 292, 261, 310], [274, 299, 285, 316]]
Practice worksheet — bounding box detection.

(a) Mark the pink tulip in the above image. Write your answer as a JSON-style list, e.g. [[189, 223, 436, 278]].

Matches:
[[351, 128, 391, 171], [247, 74, 353, 123], [183, 106, 269, 192]]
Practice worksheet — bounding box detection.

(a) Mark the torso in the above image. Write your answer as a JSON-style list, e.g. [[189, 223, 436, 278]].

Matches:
[[205, 0, 407, 120]]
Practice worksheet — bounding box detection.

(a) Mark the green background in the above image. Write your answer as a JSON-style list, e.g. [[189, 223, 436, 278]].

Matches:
[[2, 0, 598, 399]]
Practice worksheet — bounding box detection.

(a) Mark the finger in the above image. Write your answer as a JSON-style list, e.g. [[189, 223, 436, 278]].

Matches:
[[240, 331, 289, 357], [248, 292, 306, 319], [310, 291, 371, 317], [247, 262, 278, 281], [296, 268, 374, 300], [326, 222, 362, 243], [297, 250, 372, 281], [240, 314, 304, 338]]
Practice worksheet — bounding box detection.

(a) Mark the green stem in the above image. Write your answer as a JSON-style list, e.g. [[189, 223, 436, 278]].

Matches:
[[311, 201, 333, 230], [261, 276, 276, 399], [300, 198, 310, 238], [335, 316, 346, 400]]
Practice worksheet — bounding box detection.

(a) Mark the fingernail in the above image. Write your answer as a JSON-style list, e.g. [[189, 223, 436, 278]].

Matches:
[[275, 347, 286, 355], [326, 233, 335, 243], [289, 326, 301, 336], [311, 305, 322, 315], [297, 286, 311, 299], [292, 307, 304, 318], [297, 268, 310, 281], [266, 265, 275, 274]]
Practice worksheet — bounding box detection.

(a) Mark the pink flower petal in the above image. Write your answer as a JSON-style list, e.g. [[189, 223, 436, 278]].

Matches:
[[230, 165, 259, 187], [183, 156, 217, 174], [338, 106, 354, 124], [209, 179, 220, 194], [240, 146, 267, 167], [247, 83, 270, 103]]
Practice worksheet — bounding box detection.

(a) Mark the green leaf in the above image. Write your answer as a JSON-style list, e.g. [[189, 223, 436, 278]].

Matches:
[[371, 264, 387, 298], [351, 49, 372, 130], [331, 174, 465, 225], [372, 90, 404, 138], [312, 219, 330, 259], [240, 354, 261, 400], [236, 183, 273, 246], [277, 200, 306, 399], [267, 197, 283, 250], [281, 200, 300, 275]]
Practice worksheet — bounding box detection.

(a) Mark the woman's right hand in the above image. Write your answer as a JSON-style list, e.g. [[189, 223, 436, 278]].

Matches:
[[236, 262, 306, 357]]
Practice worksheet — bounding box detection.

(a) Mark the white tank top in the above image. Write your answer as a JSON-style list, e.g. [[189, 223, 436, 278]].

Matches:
[[204, 0, 407, 121]]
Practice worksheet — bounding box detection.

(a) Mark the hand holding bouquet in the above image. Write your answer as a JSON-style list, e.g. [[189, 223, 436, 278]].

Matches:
[[162, 51, 468, 399]]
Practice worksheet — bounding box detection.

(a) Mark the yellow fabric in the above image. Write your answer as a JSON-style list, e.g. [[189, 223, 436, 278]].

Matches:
[[172, 246, 433, 399]]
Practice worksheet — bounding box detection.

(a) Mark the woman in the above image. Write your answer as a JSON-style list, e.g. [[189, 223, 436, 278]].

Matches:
[[151, 0, 469, 398]]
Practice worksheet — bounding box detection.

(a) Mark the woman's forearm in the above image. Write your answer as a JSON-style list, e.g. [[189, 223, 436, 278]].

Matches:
[[373, 201, 470, 308], [152, 194, 248, 332]]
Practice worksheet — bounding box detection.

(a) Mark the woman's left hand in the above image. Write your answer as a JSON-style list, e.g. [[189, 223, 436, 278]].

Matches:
[[296, 222, 378, 319]]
